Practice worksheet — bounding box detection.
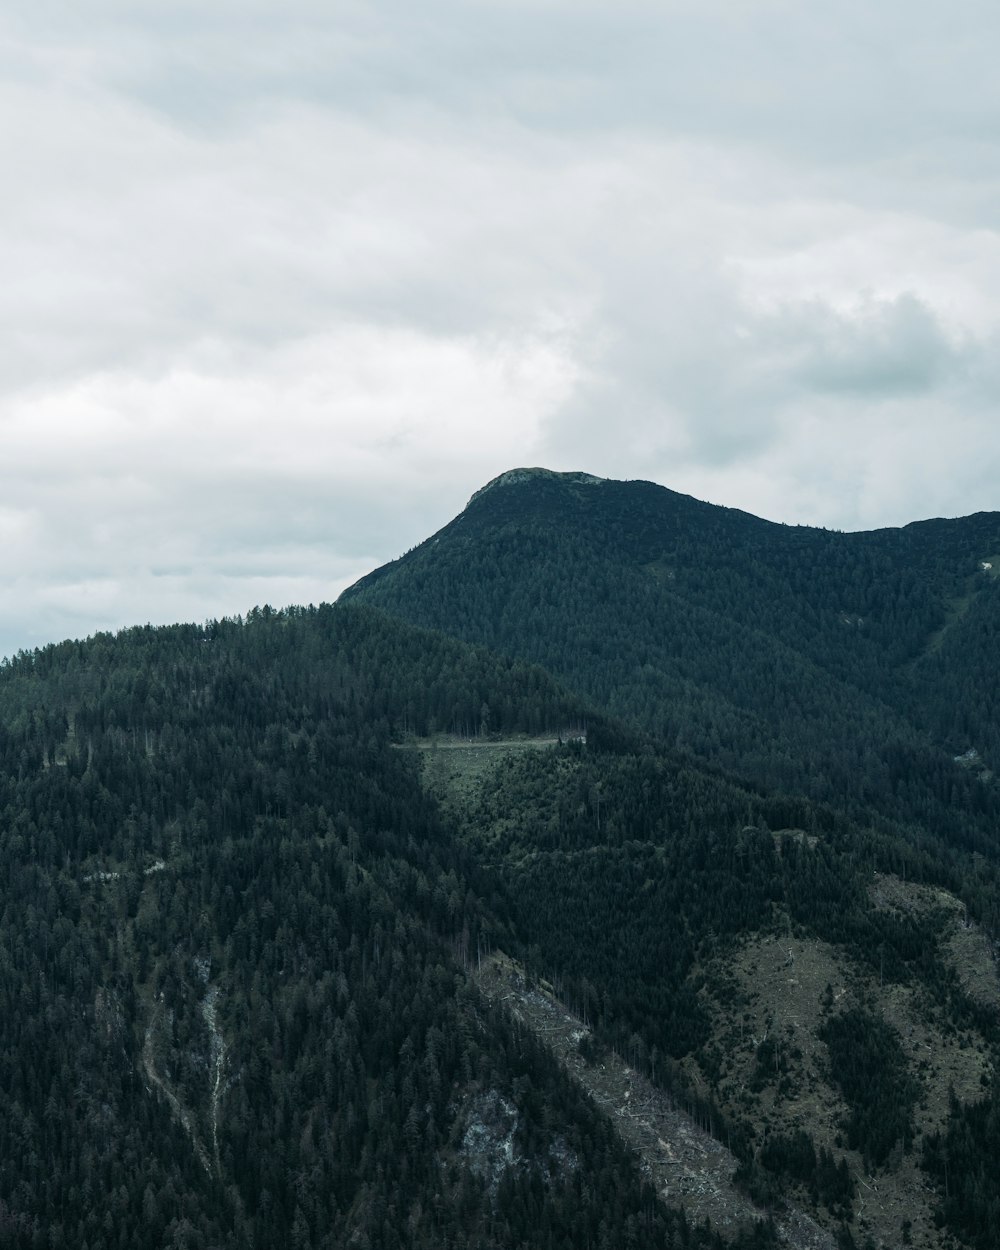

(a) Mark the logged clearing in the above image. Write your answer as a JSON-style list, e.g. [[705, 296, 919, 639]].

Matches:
[[871, 872, 1000, 1012], [693, 918, 992, 1250], [408, 734, 565, 813], [475, 952, 834, 1249], [414, 736, 998, 1248]]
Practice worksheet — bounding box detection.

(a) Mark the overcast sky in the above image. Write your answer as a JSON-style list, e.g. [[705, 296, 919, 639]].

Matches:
[[3, 1, 1000, 656]]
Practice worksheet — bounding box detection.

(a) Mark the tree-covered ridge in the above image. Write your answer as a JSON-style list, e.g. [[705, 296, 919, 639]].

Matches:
[[418, 729, 1000, 1247], [1, 603, 761, 1249], [924, 1087, 1000, 1250], [819, 1007, 919, 1168], [1, 601, 588, 745], [3, 475, 1000, 1248], [342, 470, 1000, 860], [435, 735, 996, 1042]]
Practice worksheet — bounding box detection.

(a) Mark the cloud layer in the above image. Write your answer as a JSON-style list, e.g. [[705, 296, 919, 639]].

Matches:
[[2, 2, 999, 655]]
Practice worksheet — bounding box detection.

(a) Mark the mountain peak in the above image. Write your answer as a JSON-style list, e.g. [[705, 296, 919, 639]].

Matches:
[[467, 467, 606, 508]]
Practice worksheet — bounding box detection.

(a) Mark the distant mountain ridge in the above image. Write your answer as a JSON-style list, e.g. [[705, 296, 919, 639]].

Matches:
[[342, 468, 1000, 1248], [343, 467, 1000, 852]]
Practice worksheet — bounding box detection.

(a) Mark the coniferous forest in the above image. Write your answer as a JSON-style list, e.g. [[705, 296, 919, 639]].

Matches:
[[3, 468, 1000, 1248]]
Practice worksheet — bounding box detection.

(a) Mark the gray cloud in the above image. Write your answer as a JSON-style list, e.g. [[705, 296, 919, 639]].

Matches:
[[1, 2, 1000, 656], [782, 294, 960, 396]]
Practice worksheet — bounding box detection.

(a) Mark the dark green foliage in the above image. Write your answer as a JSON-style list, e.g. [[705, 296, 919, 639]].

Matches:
[[819, 1008, 919, 1167], [737, 1129, 854, 1219], [343, 470, 1000, 878], [450, 736, 984, 1148], [733, 1159, 785, 1212], [0, 603, 745, 1248], [924, 1088, 1000, 1249], [339, 469, 1000, 1246], [5, 467, 1000, 1247], [757, 1131, 854, 1214]]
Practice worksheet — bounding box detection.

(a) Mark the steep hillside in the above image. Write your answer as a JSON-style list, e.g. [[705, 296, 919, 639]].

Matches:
[[0, 604, 766, 1250], [413, 731, 1000, 1250], [342, 468, 1000, 864], [6, 468, 1000, 1248]]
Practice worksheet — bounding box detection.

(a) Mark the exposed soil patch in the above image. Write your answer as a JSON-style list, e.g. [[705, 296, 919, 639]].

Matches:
[[475, 952, 834, 1249], [871, 873, 1000, 1013], [412, 735, 564, 816], [143, 1005, 213, 1176], [695, 926, 991, 1250]]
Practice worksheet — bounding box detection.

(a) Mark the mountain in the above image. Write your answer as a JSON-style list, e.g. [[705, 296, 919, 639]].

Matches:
[[342, 467, 1000, 863], [0, 604, 741, 1250], [0, 596, 954, 1250], [3, 471, 1000, 1248], [339, 467, 1000, 1248]]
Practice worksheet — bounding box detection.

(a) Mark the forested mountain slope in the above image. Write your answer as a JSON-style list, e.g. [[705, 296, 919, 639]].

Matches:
[[418, 730, 1000, 1250], [0, 604, 761, 1250], [6, 471, 1000, 1248], [5, 595, 992, 1249], [342, 468, 1000, 870]]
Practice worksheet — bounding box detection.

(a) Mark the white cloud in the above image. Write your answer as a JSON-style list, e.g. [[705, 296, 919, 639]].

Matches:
[[1, 2, 1000, 655], [0, 324, 576, 651]]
